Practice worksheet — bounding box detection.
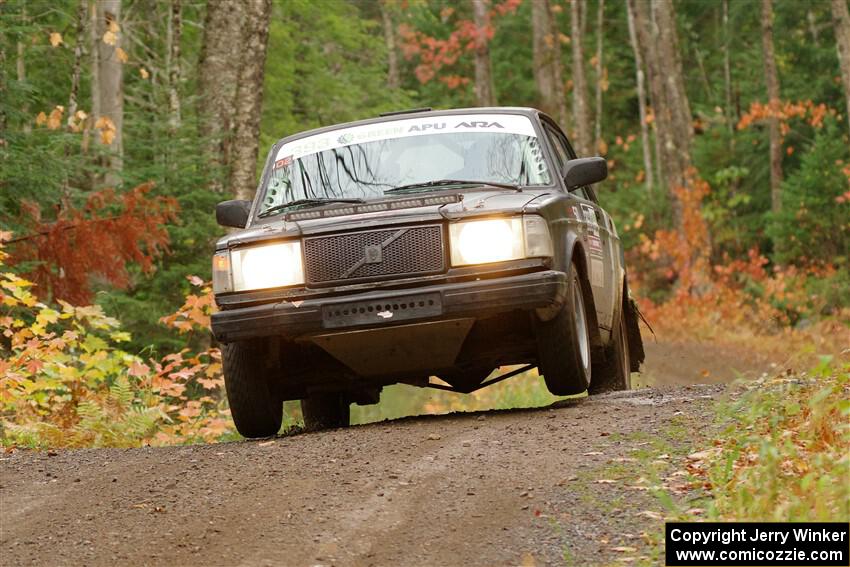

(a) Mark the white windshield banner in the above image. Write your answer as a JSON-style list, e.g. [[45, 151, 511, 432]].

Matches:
[[274, 113, 538, 164]]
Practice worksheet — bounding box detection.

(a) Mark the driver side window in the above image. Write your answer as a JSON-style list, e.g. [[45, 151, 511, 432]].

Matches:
[[543, 123, 591, 200]]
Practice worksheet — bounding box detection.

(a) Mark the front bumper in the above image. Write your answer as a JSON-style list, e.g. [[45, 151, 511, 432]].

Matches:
[[211, 270, 567, 343]]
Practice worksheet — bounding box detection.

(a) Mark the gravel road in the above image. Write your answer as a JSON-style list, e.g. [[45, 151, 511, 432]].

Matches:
[[0, 342, 765, 566]]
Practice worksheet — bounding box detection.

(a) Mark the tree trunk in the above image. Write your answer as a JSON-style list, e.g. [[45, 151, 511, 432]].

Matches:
[[89, 0, 100, 122], [625, 0, 653, 192], [653, 0, 692, 162], [807, 8, 821, 46], [167, 0, 182, 133], [593, 0, 605, 148], [722, 0, 734, 138], [570, 0, 592, 156], [471, 0, 497, 106], [832, 0, 850, 134], [0, 30, 6, 137], [199, 0, 247, 193], [228, 0, 272, 201], [17, 6, 30, 134], [761, 0, 782, 213], [96, 0, 124, 187], [532, 0, 569, 129], [68, 0, 87, 122], [380, 0, 400, 90], [632, 0, 685, 224]]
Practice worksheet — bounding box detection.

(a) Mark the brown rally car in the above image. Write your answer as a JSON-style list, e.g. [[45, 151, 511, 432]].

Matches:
[[211, 107, 644, 437]]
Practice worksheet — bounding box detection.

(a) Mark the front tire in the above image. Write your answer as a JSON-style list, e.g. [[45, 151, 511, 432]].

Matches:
[[301, 393, 350, 431], [534, 260, 592, 396], [222, 341, 283, 438]]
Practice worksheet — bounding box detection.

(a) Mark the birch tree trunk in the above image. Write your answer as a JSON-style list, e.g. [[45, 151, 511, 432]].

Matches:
[[722, 0, 734, 138], [67, 0, 87, 122], [380, 0, 400, 90], [532, 0, 569, 128], [626, 0, 653, 192], [167, 0, 182, 133], [96, 0, 124, 187], [832, 0, 850, 134], [228, 0, 272, 201], [89, 0, 100, 122], [570, 0, 592, 156], [593, 0, 605, 148], [471, 0, 497, 106], [199, 0, 246, 193], [761, 0, 783, 213]]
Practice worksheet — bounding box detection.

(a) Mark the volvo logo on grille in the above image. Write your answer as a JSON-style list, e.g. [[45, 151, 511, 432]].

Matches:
[[364, 244, 383, 264]]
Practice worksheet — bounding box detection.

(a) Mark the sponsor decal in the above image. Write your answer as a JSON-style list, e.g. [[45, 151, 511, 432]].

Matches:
[[274, 156, 293, 169], [275, 113, 537, 162], [455, 121, 504, 129], [408, 122, 446, 132], [588, 234, 604, 256], [581, 204, 600, 236]]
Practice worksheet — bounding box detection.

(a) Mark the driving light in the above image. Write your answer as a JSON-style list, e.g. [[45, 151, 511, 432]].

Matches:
[[229, 241, 304, 292], [449, 216, 553, 267]]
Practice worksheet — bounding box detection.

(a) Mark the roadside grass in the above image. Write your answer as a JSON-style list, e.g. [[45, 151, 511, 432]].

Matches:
[[699, 356, 849, 522], [629, 356, 850, 565]]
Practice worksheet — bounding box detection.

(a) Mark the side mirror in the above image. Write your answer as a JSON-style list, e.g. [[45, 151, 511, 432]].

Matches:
[[563, 157, 607, 190], [216, 200, 252, 228]]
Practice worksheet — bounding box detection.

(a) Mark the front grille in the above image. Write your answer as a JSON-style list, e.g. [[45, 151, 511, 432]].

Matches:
[[303, 225, 446, 285]]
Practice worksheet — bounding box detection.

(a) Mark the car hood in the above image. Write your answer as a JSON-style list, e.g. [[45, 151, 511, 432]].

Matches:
[[216, 188, 554, 250]]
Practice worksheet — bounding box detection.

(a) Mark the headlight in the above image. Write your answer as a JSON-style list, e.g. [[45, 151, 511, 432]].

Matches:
[[449, 215, 553, 267], [212, 241, 304, 293]]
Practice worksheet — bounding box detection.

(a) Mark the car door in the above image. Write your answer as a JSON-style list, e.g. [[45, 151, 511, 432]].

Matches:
[[541, 120, 617, 336]]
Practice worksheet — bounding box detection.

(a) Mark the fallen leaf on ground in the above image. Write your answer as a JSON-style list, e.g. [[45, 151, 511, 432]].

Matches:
[[636, 510, 663, 519]]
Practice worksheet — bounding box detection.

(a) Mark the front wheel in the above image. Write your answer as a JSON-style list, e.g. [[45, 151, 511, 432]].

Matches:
[[301, 393, 350, 431], [222, 341, 283, 438], [534, 260, 592, 396]]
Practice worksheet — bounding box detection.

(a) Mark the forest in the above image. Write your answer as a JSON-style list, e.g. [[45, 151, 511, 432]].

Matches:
[[1, 0, 849, 446]]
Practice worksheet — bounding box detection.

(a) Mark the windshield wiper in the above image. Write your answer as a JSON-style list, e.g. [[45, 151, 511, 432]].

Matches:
[[384, 179, 522, 194], [258, 198, 365, 218]]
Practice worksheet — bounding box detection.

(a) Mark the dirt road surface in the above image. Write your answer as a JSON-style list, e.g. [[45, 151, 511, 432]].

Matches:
[[1, 343, 765, 566]]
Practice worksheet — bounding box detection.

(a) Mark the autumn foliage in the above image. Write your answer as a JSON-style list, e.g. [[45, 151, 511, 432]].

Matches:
[[7, 182, 178, 305], [398, 0, 522, 87], [1, 233, 232, 448]]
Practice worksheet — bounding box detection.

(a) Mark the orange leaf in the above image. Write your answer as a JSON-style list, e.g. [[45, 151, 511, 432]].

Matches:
[[49, 32, 63, 47]]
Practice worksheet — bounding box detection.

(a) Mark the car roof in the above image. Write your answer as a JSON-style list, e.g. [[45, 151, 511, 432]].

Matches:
[[270, 106, 545, 148]]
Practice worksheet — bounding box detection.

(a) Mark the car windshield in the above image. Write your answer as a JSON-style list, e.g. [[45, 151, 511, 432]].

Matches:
[[257, 113, 551, 216]]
